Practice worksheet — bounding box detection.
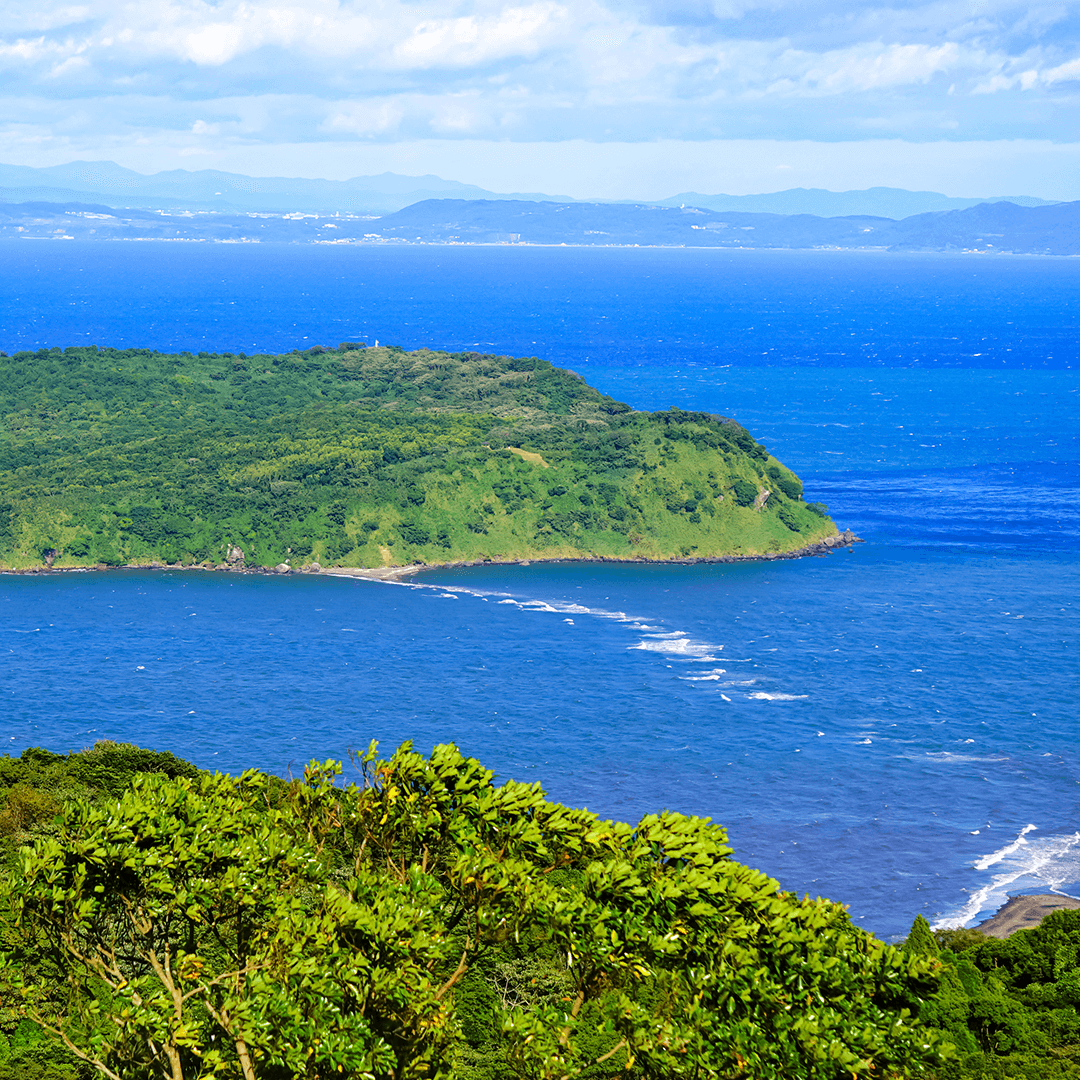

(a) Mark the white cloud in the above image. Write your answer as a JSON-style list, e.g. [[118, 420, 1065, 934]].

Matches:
[[390, 4, 567, 69], [1043, 55, 1080, 84], [0, 6, 93, 33], [128, 1, 378, 66], [0, 34, 79, 63], [0, 0, 1078, 164], [47, 52, 90, 76], [321, 98, 408, 136], [797, 42, 961, 94]]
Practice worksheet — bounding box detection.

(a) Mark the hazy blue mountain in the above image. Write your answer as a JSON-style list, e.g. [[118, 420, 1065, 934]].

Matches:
[[0, 161, 571, 214], [656, 187, 1058, 218]]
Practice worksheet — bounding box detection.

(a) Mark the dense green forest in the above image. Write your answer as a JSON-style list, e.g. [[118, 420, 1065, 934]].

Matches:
[[913, 914, 1080, 1079], [0, 343, 835, 570], [0, 742, 947, 1080]]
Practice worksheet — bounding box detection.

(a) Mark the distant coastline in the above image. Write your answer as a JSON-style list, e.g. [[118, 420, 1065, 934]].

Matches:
[[3, 195, 1077, 255]]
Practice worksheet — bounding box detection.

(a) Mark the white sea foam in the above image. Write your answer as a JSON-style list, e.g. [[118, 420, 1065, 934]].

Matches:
[[748, 691, 809, 701], [924, 752, 1009, 764], [680, 667, 728, 681], [974, 824, 1039, 871], [934, 826, 1080, 929], [630, 636, 717, 660]]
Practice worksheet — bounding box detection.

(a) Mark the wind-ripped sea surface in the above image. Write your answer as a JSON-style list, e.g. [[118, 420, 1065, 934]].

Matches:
[[2, 242, 1079, 940]]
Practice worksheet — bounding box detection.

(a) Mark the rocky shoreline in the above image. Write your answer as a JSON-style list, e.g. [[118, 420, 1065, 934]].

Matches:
[[2, 530, 863, 579]]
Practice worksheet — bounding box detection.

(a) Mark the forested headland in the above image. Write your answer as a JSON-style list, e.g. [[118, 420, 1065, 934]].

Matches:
[[0, 343, 836, 571]]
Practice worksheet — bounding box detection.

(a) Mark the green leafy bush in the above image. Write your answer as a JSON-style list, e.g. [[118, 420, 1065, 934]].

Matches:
[[776, 476, 803, 500], [0, 743, 946, 1080], [732, 478, 758, 507]]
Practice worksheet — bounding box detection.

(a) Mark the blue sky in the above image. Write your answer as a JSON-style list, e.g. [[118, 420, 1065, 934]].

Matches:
[[1, 0, 1078, 198]]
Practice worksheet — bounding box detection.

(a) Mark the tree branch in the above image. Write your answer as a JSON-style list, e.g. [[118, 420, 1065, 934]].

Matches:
[[26, 1010, 124, 1080], [595, 1038, 627, 1064], [435, 941, 470, 1001]]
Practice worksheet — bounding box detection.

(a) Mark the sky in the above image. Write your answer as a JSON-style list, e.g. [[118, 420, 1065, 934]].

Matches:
[[1, 0, 1079, 199]]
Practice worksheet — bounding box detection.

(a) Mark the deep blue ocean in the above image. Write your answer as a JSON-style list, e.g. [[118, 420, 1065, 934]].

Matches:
[[2, 241, 1079, 940]]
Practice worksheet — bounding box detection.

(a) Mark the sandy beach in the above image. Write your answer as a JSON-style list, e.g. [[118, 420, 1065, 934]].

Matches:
[[974, 894, 1080, 938]]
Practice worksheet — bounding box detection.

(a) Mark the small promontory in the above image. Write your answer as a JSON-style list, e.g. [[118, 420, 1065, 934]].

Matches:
[[0, 343, 838, 570]]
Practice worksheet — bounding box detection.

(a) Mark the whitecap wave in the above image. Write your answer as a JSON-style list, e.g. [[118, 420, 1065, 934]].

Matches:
[[924, 752, 1010, 764], [748, 691, 809, 701], [680, 667, 728, 681], [630, 636, 717, 660]]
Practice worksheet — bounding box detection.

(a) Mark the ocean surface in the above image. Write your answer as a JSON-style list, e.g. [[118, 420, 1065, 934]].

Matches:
[[2, 241, 1080, 940]]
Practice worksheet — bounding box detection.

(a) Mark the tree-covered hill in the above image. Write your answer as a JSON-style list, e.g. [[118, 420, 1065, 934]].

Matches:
[[0, 343, 837, 570]]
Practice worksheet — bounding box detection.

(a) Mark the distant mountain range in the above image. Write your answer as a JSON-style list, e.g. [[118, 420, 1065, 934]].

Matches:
[[370, 198, 1080, 255], [2, 195, 1075, 254], [0, 161, 568, 216], [654, 187, 1056, 217], [0, 161, 1060, 218]]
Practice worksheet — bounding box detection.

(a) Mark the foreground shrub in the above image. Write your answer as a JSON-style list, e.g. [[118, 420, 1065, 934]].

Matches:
[[1, 743, 946, 1080]]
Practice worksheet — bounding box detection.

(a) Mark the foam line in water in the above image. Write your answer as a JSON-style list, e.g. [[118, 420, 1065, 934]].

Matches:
[[924, 752, 1010, 764], [359, 573, 811, 692], [975, 824, 1038, 871]]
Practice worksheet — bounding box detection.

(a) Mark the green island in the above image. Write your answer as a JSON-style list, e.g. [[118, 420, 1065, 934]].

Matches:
[[3, 742, 1080, 1080], [0, 343, 839, 572]]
